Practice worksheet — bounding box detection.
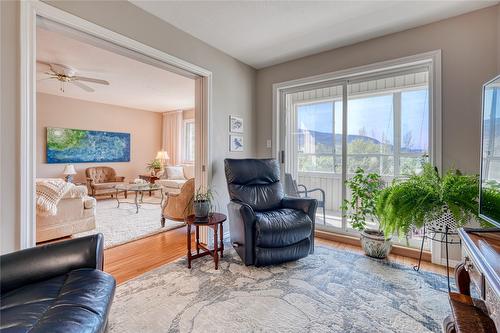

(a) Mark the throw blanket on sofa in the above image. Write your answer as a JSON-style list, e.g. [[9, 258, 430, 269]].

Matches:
[[36, 179, 86, 216]]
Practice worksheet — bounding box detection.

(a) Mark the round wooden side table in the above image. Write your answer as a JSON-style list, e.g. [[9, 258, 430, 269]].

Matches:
[[185, 213, 227, 270]]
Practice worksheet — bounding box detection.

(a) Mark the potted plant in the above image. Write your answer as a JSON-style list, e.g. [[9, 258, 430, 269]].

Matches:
[[192, 187, 214, 218], [376, 163, 481, 238], [146, 159, 162, 176], [341, 168, 391, 259]]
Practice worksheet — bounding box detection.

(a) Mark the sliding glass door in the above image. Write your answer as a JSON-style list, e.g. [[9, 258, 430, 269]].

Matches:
[[281, 82, 345, 229], [280, 66, 431, 247]]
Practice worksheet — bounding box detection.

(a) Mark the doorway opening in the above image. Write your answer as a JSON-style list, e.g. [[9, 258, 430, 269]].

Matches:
[[20, 2, 212, 249]]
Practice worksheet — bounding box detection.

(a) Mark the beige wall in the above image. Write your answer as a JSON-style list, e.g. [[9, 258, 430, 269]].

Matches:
[[1, 0, 256, 253], [256, 5, 500, 174], [1, 1, 21, 253], [36, 93, 162, 183]]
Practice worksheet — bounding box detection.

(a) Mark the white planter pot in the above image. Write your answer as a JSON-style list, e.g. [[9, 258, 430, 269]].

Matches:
[[360, 229, 392, 259]]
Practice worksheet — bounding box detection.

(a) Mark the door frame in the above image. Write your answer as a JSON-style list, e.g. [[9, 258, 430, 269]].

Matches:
[[19, 0, 213, 248]]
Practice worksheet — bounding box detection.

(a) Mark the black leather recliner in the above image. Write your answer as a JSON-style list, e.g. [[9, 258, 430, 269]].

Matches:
[[225, 158, 317, 266], [0, 234, 116, 333]]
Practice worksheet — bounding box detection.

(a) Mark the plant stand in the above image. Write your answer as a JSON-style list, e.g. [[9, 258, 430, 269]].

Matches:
[[413, 216, 460, 292]]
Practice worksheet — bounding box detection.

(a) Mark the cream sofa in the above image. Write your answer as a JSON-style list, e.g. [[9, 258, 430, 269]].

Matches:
[[36, 185, 96, 243], [156, 164, 195, 194]]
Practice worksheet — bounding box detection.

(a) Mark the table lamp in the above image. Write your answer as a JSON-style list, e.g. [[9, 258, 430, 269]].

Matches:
[[155, 150, 170, 168], [63, 164, 77, 183]]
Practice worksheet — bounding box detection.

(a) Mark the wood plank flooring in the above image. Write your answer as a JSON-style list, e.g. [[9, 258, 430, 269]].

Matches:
[[104, 228, 450, 285]]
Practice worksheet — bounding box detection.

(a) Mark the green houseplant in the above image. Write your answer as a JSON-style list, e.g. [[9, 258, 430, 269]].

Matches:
[[192, 187, 215, 218], [146, 159, 162, 176], [340, 168, 392, 258], [376, 163, 480, 238]]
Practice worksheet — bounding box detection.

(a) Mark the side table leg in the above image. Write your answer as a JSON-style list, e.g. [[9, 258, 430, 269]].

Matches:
[[187, 224, 192, 269], [220, 223, 224, 258], [134, 192, 139, 214], [196, 226, 200, 254], [213, 225, 219, 270], [115, 189, 120, 208]]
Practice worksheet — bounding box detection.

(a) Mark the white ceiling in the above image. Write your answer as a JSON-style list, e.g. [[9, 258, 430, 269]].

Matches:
[[131, 0, 498, 69], [36, 27, 195, 112]]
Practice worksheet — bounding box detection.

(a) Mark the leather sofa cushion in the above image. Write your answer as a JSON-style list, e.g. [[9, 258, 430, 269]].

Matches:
[[1, 268, 115, 333], [255, 209, 312, 248]]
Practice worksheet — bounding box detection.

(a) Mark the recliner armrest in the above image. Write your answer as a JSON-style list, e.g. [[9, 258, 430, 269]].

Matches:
[[227, 201, 257, 265], [0, 233, 104, 294], [282, 197, 317, 219], [228, 201, 256, 226], [282, 197, 318, 254]]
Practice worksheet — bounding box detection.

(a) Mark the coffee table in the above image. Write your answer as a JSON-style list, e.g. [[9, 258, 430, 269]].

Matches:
[[114, 183, 164, 214], [185, 213, 227, 270]]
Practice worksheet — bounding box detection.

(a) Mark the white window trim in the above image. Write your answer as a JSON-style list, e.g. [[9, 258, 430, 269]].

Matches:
[[182, 119, 195, 164]]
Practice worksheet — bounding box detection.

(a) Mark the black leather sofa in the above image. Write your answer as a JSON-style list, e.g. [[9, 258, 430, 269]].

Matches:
[[225, 158, 317, 266], [0, 234, 115, 333]]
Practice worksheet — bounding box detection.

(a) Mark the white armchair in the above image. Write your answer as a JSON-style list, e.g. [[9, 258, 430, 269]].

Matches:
[[156, 164, 195, 194]]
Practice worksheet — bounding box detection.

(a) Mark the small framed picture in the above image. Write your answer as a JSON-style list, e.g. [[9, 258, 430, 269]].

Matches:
[[229, 115, 244, 133], [229, 134, 244, 152]]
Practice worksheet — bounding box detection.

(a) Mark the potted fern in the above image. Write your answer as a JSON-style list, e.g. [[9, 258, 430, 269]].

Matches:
[[376, 163, 480, 238], [341, 168, 392, 259]]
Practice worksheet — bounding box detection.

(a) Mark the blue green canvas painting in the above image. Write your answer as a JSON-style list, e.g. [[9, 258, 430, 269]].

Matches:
[[46, 127, 130, 163]]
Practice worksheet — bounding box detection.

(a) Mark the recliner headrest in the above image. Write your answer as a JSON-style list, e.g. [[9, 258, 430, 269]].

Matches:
[[224, 159, 280, 185]]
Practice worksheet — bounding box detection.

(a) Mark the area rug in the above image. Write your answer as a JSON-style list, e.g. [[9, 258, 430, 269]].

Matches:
[[75, 198, 184, 248], [108, 245, 452, 332]]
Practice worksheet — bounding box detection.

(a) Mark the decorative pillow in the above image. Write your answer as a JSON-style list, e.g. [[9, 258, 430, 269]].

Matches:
[[166, 166, 185, 180]]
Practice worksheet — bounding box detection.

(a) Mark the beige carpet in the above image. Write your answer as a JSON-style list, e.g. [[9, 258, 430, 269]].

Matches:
[[76, 196, 184, 249]]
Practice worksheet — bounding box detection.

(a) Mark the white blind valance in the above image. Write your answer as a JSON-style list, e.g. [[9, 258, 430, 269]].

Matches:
[[288, 71, 428, 104]]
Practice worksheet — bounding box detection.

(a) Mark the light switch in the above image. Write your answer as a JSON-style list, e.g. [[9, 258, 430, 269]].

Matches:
[[266, 140, 272, 148]]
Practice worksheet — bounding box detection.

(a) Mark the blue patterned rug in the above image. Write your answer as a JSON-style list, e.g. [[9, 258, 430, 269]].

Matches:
[[108, 245, 452, 332]]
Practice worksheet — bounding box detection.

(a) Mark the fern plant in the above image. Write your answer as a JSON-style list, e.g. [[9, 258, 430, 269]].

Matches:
[[376, 163, 479, 237]]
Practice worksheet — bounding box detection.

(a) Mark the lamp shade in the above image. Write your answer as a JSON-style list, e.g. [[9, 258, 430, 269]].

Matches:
[[155, 150, 170, 161], [63, 164, 76, 175]]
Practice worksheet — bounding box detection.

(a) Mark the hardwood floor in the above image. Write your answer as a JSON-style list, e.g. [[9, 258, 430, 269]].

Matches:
[[104, 227, 193, 284], [104, 227, 450, 285]]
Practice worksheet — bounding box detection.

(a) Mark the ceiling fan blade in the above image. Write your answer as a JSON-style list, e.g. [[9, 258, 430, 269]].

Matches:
[[72, 81, 95, 92], [74, 76, 110, 85], [37, 77, 54, 82]]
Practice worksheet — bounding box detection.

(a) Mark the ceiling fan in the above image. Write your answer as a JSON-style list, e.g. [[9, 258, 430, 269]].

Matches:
[[38, 62, 110, 93]]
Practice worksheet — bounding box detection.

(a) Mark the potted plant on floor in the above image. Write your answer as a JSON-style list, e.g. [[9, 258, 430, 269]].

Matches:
[[341, 168, 391, 259], [192, 187, 214, 218], [376, 163, 482, 239]]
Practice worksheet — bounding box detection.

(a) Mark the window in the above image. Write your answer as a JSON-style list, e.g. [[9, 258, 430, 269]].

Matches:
[[183, 120, 195, 163], [295, 71, 430, 178]]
